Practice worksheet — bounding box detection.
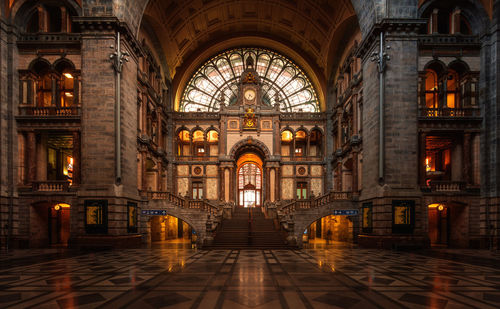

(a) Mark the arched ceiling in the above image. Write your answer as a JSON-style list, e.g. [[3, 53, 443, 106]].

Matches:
[[142, 0, 357, 109], [144, 0, 355, 77]]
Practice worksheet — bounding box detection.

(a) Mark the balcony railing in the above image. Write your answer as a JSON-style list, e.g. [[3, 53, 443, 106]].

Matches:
[[419, 107, 480, 118], [32, 180, 70, 192], [19, 106, 80, 116], [427, 181, 466, 192], [141, 190, 220, 215], [279, 191, 352, 215]]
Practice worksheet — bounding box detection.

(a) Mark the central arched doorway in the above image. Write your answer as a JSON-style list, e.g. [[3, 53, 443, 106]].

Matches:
[[237, 153, 263, 207]]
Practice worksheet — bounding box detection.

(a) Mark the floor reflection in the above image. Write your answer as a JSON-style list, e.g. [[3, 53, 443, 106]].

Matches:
[[1, 246, 500, 308]]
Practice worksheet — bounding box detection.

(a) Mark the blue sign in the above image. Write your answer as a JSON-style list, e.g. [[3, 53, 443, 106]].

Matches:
[[333, 209, 359, 216], [141, 209, 167, 216]]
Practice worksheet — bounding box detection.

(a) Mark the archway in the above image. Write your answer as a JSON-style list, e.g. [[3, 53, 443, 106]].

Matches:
[[237, 153, 263, 207], [302, 214, 354, 248], [148, 215, 196, 249]]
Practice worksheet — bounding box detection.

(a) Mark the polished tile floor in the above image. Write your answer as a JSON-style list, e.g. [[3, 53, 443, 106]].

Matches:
[[1, 244, 500, 308]]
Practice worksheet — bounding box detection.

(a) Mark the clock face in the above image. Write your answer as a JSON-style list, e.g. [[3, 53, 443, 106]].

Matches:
[[244, 89, 256, 101]]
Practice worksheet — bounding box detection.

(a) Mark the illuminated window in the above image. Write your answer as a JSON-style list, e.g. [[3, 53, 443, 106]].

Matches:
[[424, 69, 439, 109], [192, 182, 203, 199], [295, 130, 306, 156], [281, 130, 293, 142], [238, 163, 262, 207], [177, 130, 190, 156], [446, 70, 459, 108], [207, 130, 219, 142], [297, 182, 307, 199], [180, 48, 319, 112]]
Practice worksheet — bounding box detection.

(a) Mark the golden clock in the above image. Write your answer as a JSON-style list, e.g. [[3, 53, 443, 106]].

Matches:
[[244, 89, 256, 102]]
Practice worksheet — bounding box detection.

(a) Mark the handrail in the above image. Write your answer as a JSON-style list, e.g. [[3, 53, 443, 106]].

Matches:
[[279, 191, 352, 215], [142, 190, 220, 215]]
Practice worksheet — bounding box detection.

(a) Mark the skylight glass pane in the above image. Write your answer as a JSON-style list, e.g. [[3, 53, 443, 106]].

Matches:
[[180, 48, 319, 112]]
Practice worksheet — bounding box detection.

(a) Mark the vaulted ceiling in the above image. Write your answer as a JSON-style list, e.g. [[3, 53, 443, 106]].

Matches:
[[142, 0, 357, 81]]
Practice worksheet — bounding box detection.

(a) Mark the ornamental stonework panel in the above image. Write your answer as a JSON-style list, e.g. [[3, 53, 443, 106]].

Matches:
[[177, 178, 188, 196], [177, 165, 189, 176], [206, 165, 218, 176], [206, 178, 218, 200], [192, 165, 203, 176], [282, 178, 294, 200], [311, 165, 323, 176], [311, 178, 323, 196], [282, 165, 293, 177]]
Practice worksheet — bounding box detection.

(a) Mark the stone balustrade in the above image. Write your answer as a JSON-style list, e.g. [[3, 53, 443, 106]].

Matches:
[[279, 191, 352, 215], [32, 180, 70, 192], [19, 106, 81, 116], [428, 181, 466, 192], [418, 107, 480, 118], [142, 190, 220, 215]]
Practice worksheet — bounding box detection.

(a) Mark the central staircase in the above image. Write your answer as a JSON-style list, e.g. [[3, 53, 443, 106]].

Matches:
[[208, 207, 290, 249]]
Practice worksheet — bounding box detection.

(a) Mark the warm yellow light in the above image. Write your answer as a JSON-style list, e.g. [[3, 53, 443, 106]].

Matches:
[[63, 170, 68, 176], [438, 205, 444, 211], [64, 73, 73, 79], [428, 203, 442, 208], [54, 203, 70, 210], [65, 92, 73, 97], [281, 130, 293, 142], [425, 157, 431, 172], [69, 157, 74, 165]]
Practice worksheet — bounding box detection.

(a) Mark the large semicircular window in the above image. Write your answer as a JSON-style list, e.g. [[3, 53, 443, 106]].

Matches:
[[180, 48, 319, 113]]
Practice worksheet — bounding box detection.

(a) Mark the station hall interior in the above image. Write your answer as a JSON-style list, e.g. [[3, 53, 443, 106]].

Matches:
[[1, 0, 500, 308]]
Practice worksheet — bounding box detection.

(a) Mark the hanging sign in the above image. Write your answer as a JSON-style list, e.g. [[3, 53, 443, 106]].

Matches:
[[333, 209, 359, 216], [141, 209, 167, 216]]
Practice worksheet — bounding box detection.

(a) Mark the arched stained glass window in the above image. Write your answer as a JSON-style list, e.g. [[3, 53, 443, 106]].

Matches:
[[180, 48, 319, 112]]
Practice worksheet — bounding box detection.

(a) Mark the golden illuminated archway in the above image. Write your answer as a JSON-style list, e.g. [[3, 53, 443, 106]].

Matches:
[[237, 153, 263, 207]]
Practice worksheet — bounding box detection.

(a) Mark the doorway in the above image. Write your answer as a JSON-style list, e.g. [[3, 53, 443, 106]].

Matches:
[[237, 153, 263, 207], [31, 202, 71, 247]]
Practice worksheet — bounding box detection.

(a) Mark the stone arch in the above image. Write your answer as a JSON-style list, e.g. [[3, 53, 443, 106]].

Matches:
[[143, 200, 209, 242], [291, 201, 358, 247], [423, 59, 448, 76], [53, 58, 76, 74], [295, 126, 309, 136], [28, 57, 52, 74], [204, 126, 220, 135], [229, 137, 271, 160], [310, 125, 325, 137], [418, 0, 490, 35], [280, 126, 295, 134], [12, 0, 81, 28], [448, 60, 471, 74]]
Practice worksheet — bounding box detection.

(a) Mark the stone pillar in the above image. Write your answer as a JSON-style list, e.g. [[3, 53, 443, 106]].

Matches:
[[72, 131, 81, 186], [352, 152, 358, 192], [27, 131, 36, 183], [270, 168, 276, 202], [463, 133, 472, 185], [358, 19, 426, 249], [71, 18, 141, 246], [265, 167, 271, 202], [141, 151, 147, 191], [430, 9, 438, 34], [419, 132, 427, 187]]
